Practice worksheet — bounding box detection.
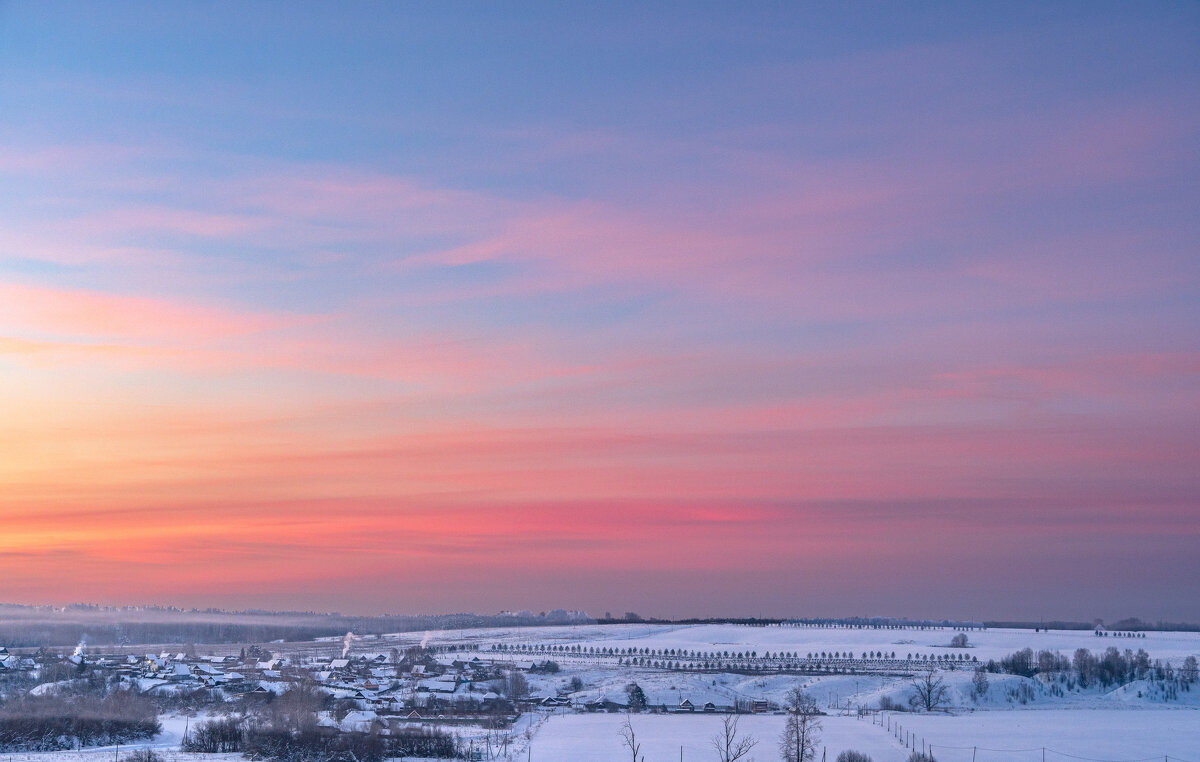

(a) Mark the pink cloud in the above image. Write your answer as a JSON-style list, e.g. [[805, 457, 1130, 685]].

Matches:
[[0, 283, 291, 344]]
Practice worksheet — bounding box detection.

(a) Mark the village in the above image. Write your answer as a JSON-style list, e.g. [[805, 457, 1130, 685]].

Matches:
[[0, 623, 998, 746]]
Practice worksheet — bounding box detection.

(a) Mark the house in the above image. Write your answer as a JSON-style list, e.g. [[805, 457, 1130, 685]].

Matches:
[[678, 699, 695, 712], [702, 702, 717, 713], [352, 689, 377, 703], [417, 676, 459, 695], [340, 710, 380, 734], [329, 658, 351, 670], [380, 697, 405, 713], [316, 714, 340, 733], [585, 697, 626, 712]]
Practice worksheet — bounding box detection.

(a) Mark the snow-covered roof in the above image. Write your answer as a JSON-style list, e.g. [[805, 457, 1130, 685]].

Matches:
[[340, 710, 378, 733]]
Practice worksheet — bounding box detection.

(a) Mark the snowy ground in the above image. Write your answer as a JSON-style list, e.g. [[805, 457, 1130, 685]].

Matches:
[[403, 623, 1199, 761], [529, 713, 902, 762], [527, 709, 1200, 762], [8, 708, 1195, 762], [882, 709, 1200, 762], [6, 624, 1195, 759], [375, 623, 1200, 666], [354, 624, 1200, 713]]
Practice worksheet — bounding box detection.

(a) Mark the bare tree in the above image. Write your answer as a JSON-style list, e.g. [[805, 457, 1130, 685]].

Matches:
[[780, 710, 821, 762], [779, 688, 821, 762], [504, 670, 529, 699], [619, 717, 644, 762], [909, 668, 949, 712], [712, 714, 757, 762], [784, 687, 819, 714]]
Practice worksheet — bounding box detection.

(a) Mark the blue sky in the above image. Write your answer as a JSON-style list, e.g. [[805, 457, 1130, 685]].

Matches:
[[1, 2, 1198, 619]]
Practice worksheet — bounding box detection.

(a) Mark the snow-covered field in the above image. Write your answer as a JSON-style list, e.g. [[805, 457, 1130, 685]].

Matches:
[[367, 623, 1200, 712], [404, 623, 1199, 761], [531, 714, 902, 762], [529, 710, 1200, 762], [377, 622, 1200, 665], [893, 710, 1200, 762]]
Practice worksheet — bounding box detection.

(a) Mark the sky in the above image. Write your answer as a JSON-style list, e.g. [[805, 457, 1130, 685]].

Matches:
[[1, 2, 1198, 622]]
